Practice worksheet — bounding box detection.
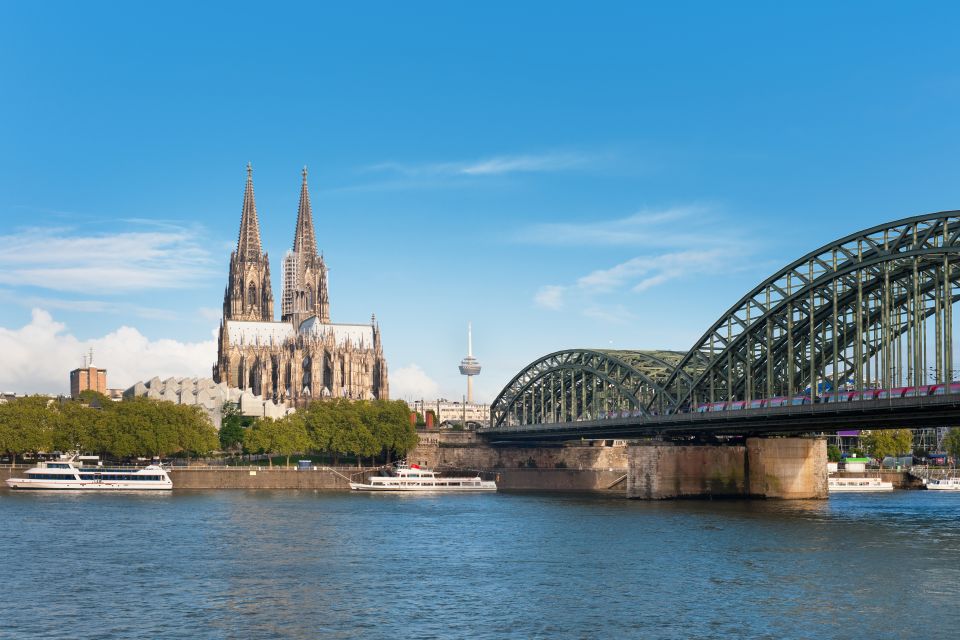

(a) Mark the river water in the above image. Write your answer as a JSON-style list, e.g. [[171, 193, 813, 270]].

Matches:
[[1, 490, 958, 639]]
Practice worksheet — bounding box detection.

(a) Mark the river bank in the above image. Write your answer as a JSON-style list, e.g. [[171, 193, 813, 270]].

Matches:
[[0, 464, 627, 492]]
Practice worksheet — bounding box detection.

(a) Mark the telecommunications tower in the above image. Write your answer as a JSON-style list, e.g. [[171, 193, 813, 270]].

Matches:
[[458, 322, 481, 403]]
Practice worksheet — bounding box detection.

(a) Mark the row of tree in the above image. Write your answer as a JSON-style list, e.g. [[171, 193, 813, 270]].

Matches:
[[0, 394, 419, 466], [0, 392, 218, 462], [827, 428, 960, 462], [224, 399, 418, 466]]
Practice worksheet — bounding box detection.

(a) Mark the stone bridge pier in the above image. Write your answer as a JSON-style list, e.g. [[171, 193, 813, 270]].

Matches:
[[626, 437, 827, 500]]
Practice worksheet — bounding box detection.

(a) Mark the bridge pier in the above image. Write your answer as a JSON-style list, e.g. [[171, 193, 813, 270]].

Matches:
[[626, 437, 827, 500]]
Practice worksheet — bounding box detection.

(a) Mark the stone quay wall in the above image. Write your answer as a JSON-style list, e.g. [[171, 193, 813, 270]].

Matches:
[[408, 430, 629, 492], [0, 465, 358, 490], [626, 437, 828, 500]]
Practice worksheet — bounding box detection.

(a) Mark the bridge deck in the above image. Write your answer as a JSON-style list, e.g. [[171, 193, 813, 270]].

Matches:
[[480, 395, 960, 441]]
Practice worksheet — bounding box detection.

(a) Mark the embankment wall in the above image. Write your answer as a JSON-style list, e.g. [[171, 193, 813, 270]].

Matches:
[[626, 438, 828, 499]]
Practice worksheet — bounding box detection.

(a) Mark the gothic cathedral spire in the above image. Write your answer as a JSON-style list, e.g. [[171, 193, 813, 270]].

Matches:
[[293, 166, 318, 257], [237, 163, 263, 260], [282, 166, 330, 327], [222, 163, 274, 322]]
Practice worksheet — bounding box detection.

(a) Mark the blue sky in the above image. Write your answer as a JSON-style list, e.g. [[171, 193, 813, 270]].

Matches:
[[2, 2, 960, 399]]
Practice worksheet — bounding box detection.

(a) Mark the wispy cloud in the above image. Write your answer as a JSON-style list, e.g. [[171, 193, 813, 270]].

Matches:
[[0, 289, 180, 321], [529, 205, 753, 322], [534, 248, 747, 317], [0, 224, 215, 293], [514, 205, 731, 248], [365, 151, 596, 179]]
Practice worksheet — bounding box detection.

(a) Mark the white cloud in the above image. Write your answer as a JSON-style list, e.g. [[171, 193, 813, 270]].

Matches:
[[0, 225, 214, 293], [458, 153, 591, 175], [526, 204, 755, 321], [0, 309, 216, 395], [366, 151, 595, 179], [389, 363, 441, 400], [514, 206, 721, 248], [533, 285, 565, 310], [534, 248, 747, 318], [0, 289, 179, 320]]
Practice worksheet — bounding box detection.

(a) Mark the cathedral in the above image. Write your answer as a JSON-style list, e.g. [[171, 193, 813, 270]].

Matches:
[[213, 164, 389, 405]]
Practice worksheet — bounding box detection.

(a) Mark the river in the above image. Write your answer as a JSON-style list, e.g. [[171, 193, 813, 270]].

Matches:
[[1, 490, 958, 639]]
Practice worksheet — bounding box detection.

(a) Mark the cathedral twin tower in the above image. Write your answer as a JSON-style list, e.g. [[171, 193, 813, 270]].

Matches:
[[213, 164, 389, 404]]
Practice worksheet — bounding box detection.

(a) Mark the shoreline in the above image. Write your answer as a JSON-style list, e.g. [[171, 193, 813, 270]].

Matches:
[[0, 465, 627, 492]]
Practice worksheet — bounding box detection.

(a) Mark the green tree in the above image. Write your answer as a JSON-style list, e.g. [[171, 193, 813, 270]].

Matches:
[[326, 399, 365, 465], [944, 428, 960, 462], [171, 404, 219, 458], [7, 396, 56, 458], [245, 414, 311, 467], [861, 429, 914, 460], [219, 403, 250, 453], [77, 389, 111, 408], [827, 444, 842, 463], [0, 401, 17, 463]]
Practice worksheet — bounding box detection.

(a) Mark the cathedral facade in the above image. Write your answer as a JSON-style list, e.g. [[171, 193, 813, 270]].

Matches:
[[213, 165, 389, 405]]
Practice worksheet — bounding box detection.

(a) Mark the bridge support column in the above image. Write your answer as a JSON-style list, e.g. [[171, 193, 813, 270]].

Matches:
[[745, 437, 827, 499], [626, 437, 826, 500]]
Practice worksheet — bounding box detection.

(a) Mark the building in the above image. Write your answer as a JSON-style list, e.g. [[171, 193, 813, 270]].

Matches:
[[408, 399, 491, 428], [70, 365, 107, 398], [125, 377, 291, 429], [213, 165, 389, 405]]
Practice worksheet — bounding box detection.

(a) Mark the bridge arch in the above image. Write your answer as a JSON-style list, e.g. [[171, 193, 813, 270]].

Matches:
[[657, 211, 960, 410], [490, 349, 688, 427]]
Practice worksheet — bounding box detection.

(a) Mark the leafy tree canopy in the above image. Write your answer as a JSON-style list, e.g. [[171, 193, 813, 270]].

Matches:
[[860, 429, 914, 459]]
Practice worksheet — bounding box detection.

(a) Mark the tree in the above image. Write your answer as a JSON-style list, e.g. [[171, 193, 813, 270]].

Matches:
[[827, 444, 842, 463], [861, 429, 914, 460], [245, 414, 310, 467], [219, 403, 250, 454], [944, 428, 960, 462], [77, 389, 111, 408], [0, 401, 16, 463], [6, 396, 56, 458]]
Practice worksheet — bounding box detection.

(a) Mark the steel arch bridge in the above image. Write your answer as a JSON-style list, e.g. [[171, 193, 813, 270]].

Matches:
[[490, 212, 960, 431], [492, 349, 690, 426]]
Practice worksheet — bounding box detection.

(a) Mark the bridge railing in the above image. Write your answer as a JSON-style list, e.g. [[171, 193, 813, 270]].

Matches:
[[483, 392, 960, 435]]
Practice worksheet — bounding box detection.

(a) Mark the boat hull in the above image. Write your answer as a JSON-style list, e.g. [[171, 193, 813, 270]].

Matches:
[[924, 482, 960, 491], [5, 478, 172, 490], [349, 482, 497, 492], [828, 484, 893, 493], [828, 478, 894, 493]]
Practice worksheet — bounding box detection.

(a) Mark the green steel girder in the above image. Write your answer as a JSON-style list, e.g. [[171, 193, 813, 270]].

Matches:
[[657, 212, 960, 409], [491, 349, 688, 427], [491, 211, 960, 431]]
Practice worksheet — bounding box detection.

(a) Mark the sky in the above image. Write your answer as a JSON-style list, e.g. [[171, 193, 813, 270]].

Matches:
[[2, 1, 960, 401]]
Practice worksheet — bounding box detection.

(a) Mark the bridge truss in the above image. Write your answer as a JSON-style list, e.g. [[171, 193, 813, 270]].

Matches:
[[490, 349, 689, 427], [490, 212, 960, 430]]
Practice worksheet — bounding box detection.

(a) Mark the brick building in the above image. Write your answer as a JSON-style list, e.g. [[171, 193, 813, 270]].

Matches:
[[70, 366, 107, 398]]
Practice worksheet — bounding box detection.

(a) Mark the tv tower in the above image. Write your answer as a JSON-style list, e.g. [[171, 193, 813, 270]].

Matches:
[[458, 322, 481, 403]]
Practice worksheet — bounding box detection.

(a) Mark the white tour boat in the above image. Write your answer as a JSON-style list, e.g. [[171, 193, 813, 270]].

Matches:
[[5, 455, 172, 490], [924, 477, 960, 491], [828, 476, 893, 493], [350, 463, 497, 492]]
